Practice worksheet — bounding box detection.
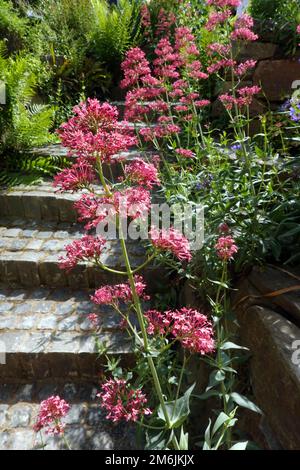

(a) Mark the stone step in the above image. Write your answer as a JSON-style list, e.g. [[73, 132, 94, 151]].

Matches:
[[1, 149, 156, 223], [0, 181, 80, 223], [0, 218, 146, 288], [0, 286, 134, 380], [0, 381, 136, 449]]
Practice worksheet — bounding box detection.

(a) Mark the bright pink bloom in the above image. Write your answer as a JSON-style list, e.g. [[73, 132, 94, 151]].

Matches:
[[98, 379, 152, 422], [215, 235, 238, 260], [149, 226, 192, 262], [74, 193, 112, 231], [237, 85, 261, 105], [207, 59, 236, 75], [58, 99, 136, 161], [114, 187, 151, 220], [121, 48, 152, 89], [33, 396, 70, 435], [145, 309, 172, 335], [235, 60, 257, 76], [168, 308, 215, 354], [59, 235, 106, 271], [231, 27, 258, 41], [206, 0, 240, 6], [219, 93, 237, 110], [176, 148, 195, 158], [53, 162, 96, 192], [145, 308, 215, 355], [207, 43, 230, 56], [205, 10, 232, 31], [125, 158, 160, 189], [92, 275, 149, 306], [235, 13, 254, 29], [195, 99, 211, 108]]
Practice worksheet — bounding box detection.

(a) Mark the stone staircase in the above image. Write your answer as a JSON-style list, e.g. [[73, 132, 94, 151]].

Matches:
[[0, 156, 153, 448]]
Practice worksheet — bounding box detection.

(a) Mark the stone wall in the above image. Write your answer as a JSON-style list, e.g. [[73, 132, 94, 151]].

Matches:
[[213, 41, 300, 126], [232, 265, 300, 450]]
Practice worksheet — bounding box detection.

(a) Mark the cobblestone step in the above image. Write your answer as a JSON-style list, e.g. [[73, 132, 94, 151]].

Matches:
[[0, 218, 146, 288], [0, 286, 134, 380], [1, 149, 156, 223], [0, 181, 80, 223], [0, 381, 136, 449]]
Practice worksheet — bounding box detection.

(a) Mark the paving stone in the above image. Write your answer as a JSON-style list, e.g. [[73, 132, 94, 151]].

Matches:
[[0, 432, 11, 450], [9, 404, 32, 428], [22, 229, 38, 238], [10, 429, 35, 450], [4, 228, 22, 238], [26, 240, 44, 250], [0, 302, 14, 312], [0, 404, 8, 426], [9, 240, 28, 251]]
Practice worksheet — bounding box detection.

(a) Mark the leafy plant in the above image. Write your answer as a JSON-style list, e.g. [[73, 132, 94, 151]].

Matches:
[[250, 0, 300, 51], [90, 0, 142, 77], [0, 0, 28, 52], [0, 42, 55, 161]]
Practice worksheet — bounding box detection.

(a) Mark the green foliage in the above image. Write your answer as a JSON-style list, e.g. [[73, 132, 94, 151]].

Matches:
[[90, 0, 142, 73], [0, 42, 55, 159], [250, 0, 300, 50], [0, 0, 28, 52]]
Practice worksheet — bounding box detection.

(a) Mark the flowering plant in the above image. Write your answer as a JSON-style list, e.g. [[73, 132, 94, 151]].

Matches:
[[41, 98, 217, 450]]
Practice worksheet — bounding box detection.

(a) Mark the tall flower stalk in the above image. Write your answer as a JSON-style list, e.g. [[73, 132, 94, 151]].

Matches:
[[54, 98, 215, 450]]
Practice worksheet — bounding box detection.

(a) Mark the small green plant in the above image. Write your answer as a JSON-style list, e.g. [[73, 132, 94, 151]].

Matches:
[[250, 0, 300, 51], [0, 42, 55, 161], [0, 0, 28, 52], [90, 0, 142, 77]]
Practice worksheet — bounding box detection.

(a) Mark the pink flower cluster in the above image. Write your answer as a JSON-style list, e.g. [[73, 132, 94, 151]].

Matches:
[[125, 158, 160, 189], [145, 308, 215, 355], [92, 275, 149, 306], [175, 148, 195, 158], [121, 25, 209, 139], [98, 379, 152, 422], [53, 162, 96, 192], [219, 85, 261, 110], [215, 235, 238, 260], [297, 25, 300, 45], [74, 186, 151, 231], [57, 99, 136, 163], [33, 396, 70, 435], [149, 226, 192, 262], [206, 0, 240, 6], [59, 235, 106, 271]]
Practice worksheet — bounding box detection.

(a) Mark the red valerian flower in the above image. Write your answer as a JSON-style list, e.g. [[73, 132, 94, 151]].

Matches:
[[98, 379, 152, 422], [59, 235, 106, 271], [206, 0, 240, 6], [145, 308, 215, 355], [53, 162, 96, 192], [149, 226, 192, 262], [125, 158, 160, 189], [91, 275, 149, 306], [33, 396, 70, 435], [175, 148, 195, 158], [215, 235, 238, 260], [58, 99, 136, 162], [121, 48, 152, 89]]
